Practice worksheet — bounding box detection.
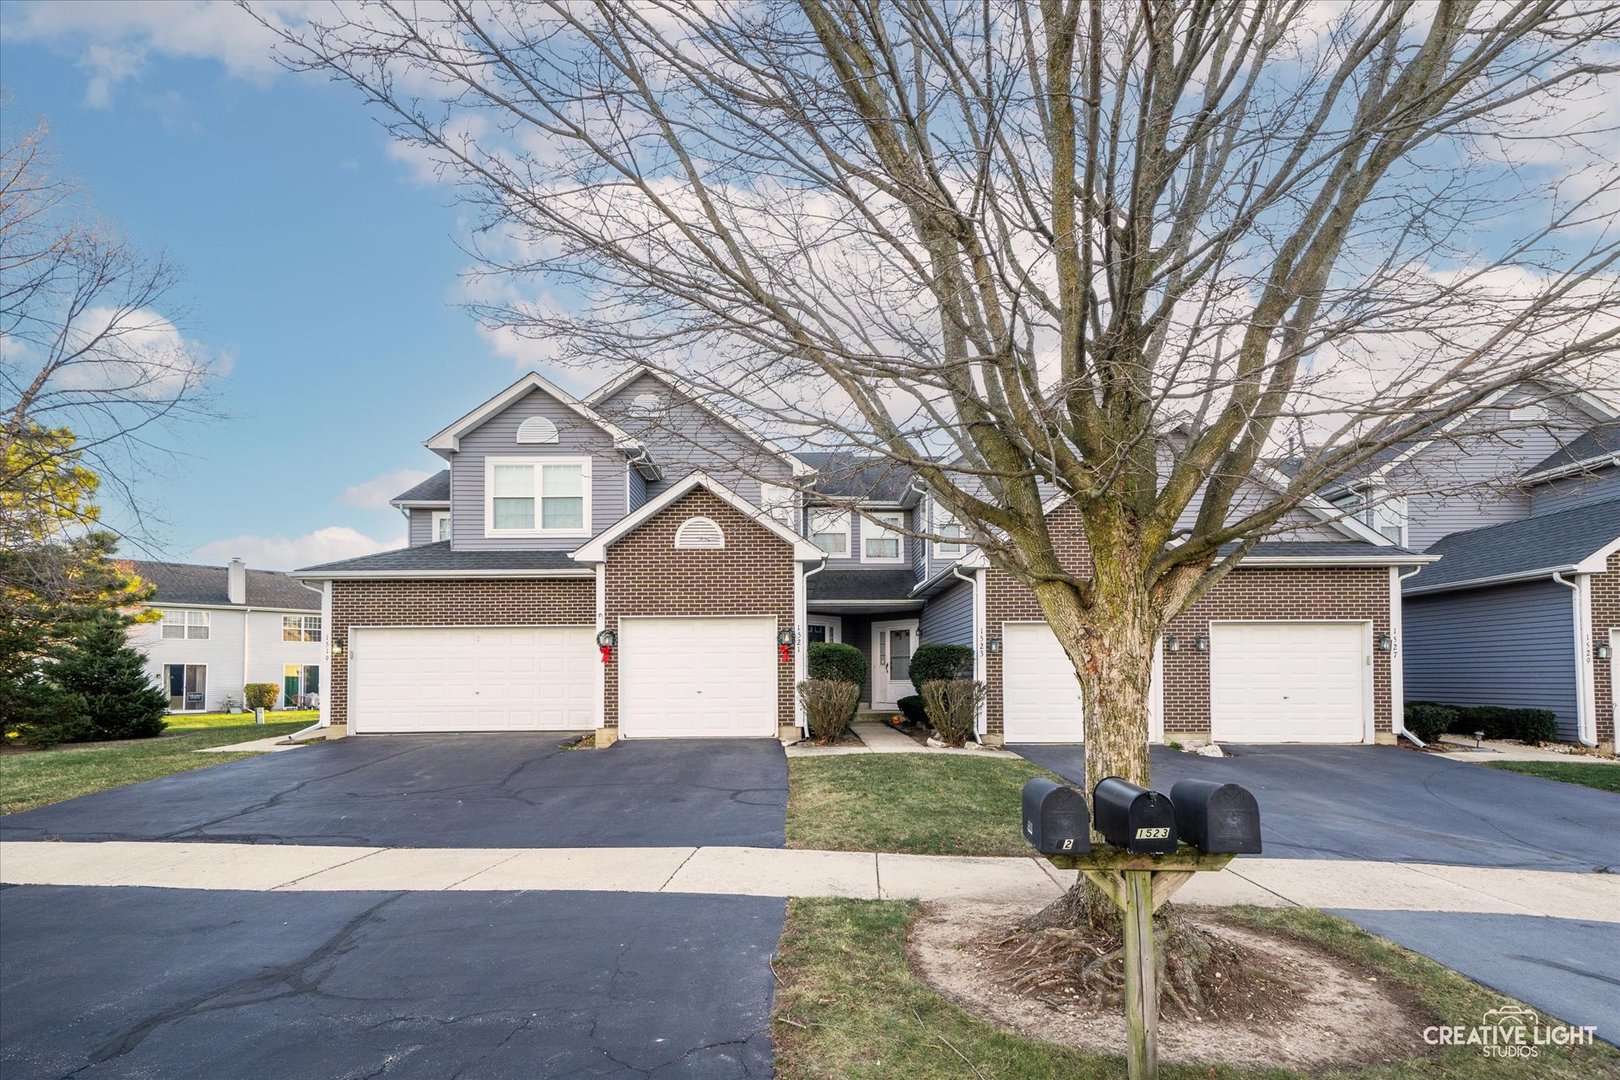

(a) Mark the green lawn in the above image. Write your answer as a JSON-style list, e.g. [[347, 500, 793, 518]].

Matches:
[[0, 720, 308, 815], [787, 755, 1060, 856], [1486, 760, 1620, 794], [772, 898, 1619, 1080], [162, 709, 318, 731]]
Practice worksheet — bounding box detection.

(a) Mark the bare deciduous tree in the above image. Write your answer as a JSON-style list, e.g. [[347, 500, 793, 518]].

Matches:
[[0, 116, 216, 549], [266, 1, 1620, 799]]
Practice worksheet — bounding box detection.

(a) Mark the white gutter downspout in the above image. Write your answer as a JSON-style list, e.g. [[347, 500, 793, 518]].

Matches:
[[1553, 571, 1600, 747], [953, 563, 986, 743], [1391, 566, 1426, 747], [801, 555, 829, 736]]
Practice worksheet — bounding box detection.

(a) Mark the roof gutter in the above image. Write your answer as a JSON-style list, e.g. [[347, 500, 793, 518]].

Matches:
[[1391, 565, 1427, 748], [1552, 571, 1600, 747], [1405, 564, 1583, 596], [296, 569, 597, 582]]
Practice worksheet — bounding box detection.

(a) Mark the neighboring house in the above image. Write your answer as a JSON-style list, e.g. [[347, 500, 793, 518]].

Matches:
[[123, 559, 325, 713], [298, 368, 1433, 747], [1361, 385, 1620, 751]]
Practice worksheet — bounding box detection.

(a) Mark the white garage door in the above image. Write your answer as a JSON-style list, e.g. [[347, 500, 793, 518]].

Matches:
[[1210, 622, 1368, 743], [619, 616, 778, 738], [1002, 622, 1085, 743], [348, 626, 596, 734]]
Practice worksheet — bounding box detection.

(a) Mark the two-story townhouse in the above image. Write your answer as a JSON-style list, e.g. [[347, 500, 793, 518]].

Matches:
[[123, 559, 325, 713], [1358, 383, 1620, 751], [299, 369, 1436, 746]]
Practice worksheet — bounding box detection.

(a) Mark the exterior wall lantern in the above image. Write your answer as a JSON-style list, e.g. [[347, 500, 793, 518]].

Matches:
[[596, 628, 617, 664], [330, 637, 346, 660], [986, 635, 1001, 655], [777, 627, 796, 664], [1193, 634, 1208, 653], [1598, 642, 1612, 661], [1164, 634, 1179, 653], [1376, 632, 1393, 653]]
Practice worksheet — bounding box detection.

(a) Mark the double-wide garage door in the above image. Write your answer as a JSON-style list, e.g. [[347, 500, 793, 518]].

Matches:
[[349, 626, 596, 734]]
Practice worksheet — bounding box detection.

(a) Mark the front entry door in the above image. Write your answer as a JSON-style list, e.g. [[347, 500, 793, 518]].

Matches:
[[871, 620, 919, 709]]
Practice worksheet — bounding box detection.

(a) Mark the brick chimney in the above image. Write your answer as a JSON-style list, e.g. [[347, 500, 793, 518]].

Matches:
[[227, 558, 247, 605]]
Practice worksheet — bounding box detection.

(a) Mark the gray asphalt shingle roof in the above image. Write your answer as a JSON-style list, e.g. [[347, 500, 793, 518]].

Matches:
[[1523, 422, 1620, 477], [799, 452, 918, 501], [808, 568, 919, 602], [124, 560, 321, 610], [297, 542, 583, 575], [1405, 497, 1620, 593], [392, 470, 450, 504]]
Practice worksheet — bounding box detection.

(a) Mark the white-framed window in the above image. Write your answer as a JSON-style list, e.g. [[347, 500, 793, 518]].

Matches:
[[807, 616, 842, 644], [862, 510, 905, 563], [809, 507, 851, 556], [282, 614, 323, 642], [674, 516, 725, 549], [758, 483, 798, 530], [431, 510, 451, 542], [484, 455, 591, 537], [1370, 494, 1408, 546], [932, 505, 966, 558], [160, 609, 210, 640]]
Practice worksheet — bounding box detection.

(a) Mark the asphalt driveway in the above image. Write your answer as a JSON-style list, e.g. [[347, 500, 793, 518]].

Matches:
[[0, 884, 781, 1080], [0, 735, 789, 849], [1013, 743, 1620, 871]]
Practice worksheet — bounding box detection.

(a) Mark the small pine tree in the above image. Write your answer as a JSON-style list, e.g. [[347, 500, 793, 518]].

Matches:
[[46, 613, 169, 741]]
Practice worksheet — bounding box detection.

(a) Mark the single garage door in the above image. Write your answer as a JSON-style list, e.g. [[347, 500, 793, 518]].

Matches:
[[1002, 622, 1084, 743], [348, 626, 596, 734], [1210, 621, 1368, 743], [619, 616, 778, 738]]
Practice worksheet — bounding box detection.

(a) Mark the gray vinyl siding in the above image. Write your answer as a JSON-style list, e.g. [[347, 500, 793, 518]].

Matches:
[[628, 468, 648, 512], [594, 372, 791, 504], [919, 579, 975, 647], [449, 388, 628, 551], [1403, 579, 1579, 740], [1390, 384, 1597, 549], [406, 509, 437, 547], [1530, 467, 1620, 516]]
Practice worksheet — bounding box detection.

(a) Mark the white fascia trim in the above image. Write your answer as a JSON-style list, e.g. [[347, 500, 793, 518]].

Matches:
[[390, 499, 451, 509], [145, 601, 319, 614], [570, 470, 824, 563], [582, 367, 816, 477], [1519, 453, 1620, 485], [1239, 554, 1440, 568], [298, 570, 597, 581], [1248, 461, 1393, 544], [424, 371, 643, 454], [1576, 533, 1620, 573], [1365, 384, 1518, 481], [1404, 565, 1583, 596]]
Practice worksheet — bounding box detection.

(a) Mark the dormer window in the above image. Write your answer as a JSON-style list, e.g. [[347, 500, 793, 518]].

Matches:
[[933, 507, 965, 558], [862, 511, 905, 563], [516, 416, 560, 444], [809, 508, 851, 556], [674, 516, 725, 549], [486, 456, 590, 537], [431, 510, 451, 542]]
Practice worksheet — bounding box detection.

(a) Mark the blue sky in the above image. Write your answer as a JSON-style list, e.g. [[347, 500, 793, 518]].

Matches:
[[0, 2, 587, 569]]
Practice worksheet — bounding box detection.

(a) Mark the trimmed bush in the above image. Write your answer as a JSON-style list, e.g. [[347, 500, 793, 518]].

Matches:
[[1403, 702, 1456, 743], [1434, 703, 1563, 744], [1514, 709, 1558, 745], [243, 683, 279, 711], [896, 695, 928, 727], [908, 644, 973, 695], [920, 678, 985, 748], [808, 642, 867, 687], [798, 679, 861, 744]]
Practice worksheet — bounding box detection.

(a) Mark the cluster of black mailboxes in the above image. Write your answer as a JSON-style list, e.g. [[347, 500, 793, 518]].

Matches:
[[1021, 776, 1262, 856]]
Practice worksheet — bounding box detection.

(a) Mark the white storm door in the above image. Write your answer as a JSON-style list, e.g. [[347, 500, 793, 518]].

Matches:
[[871, 619, 919, 708]]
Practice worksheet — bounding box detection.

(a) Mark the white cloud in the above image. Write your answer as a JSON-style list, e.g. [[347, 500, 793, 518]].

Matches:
[[341, 468, 433, 508], [194, 526, 394, 571]]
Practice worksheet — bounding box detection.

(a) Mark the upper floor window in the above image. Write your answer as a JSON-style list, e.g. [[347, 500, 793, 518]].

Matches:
[[862, 511, 905, 563], [431, 510, 451, 542], [485, 456, 590, 537], [758, 483, 797, 530], [932, 507, 966, 558], [1370, 495, 1408, 546], [283, 615, 323, 642], [809, 508, 850, 556], [161, 609, 210, 640]]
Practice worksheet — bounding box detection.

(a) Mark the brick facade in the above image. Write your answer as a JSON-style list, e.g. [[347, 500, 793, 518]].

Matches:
[[1589, 549, 1619, 748], [603, 487, 797, 729], [982, 502, 1393, 740], [328, 577, 595, 725]]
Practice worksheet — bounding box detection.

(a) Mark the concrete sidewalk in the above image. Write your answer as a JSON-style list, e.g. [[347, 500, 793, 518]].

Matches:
[[2, 841, 1615, 921]]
